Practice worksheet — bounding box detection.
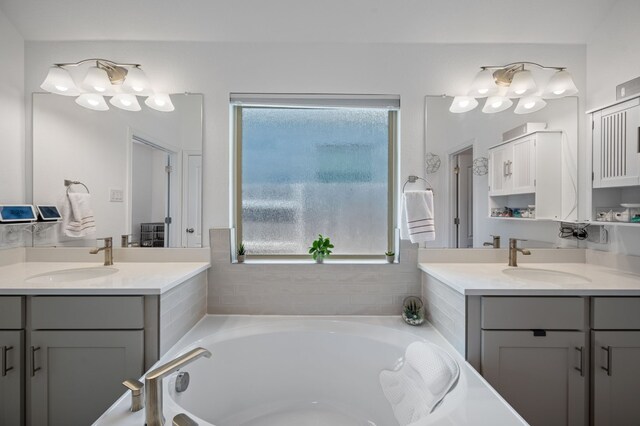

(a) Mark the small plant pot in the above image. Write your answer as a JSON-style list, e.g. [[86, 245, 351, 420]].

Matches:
[[386, 255, 395, 263], [315, 255, 324, 264], [237, 254, 245, 263]]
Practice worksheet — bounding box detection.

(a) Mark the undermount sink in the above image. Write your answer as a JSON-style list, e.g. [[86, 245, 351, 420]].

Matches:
[[502, 267, 592, 284], [25, 267, 118, 284]]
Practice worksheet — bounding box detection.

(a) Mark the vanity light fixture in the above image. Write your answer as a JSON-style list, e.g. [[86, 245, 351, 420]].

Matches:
[[451, 62, 578, 114], [40, 58, 174, 112]]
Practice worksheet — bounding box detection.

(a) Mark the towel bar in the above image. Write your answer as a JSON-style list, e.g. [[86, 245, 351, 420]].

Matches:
[[64, 179, 90, 194], [402, 175, 434, 194]]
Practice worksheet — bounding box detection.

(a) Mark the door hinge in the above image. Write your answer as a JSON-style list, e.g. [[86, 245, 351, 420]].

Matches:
[[592, 171, 595, 181], [453, 165, 460, 175], [534, 179, 536, 186], [165, 165, 173, 174], [165, 217, 172, 224], [454, 217, 460, 225], [592, 120, 595, 129]]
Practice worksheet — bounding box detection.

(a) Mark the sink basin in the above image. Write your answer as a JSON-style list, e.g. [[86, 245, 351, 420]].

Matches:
[[26, 267, 118, 284], [502, 267, 592, 284]]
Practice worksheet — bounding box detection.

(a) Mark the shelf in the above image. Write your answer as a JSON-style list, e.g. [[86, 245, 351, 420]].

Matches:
[[584, 220, 640, 228], [487, 217, 555, 222]]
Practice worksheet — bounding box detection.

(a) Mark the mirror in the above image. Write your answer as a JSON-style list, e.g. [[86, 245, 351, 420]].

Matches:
[[32, 93, 203, 248], [425, 95, 578, 248]]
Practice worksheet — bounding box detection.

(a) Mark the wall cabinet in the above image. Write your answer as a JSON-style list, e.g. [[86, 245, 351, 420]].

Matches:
[[592, 98, 640, 188], [488, 131, 563, 220]]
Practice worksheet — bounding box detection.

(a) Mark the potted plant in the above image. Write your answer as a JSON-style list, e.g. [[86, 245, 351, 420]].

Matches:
[[237, 243, 246, 263], [308, 234, 334, 263], [385, 251, 395, 263]]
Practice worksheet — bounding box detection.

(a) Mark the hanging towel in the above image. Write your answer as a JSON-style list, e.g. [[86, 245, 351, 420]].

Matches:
[[379, 341, 460, 426], [61, 192, 96, 238], [400, 190, 435, 243]]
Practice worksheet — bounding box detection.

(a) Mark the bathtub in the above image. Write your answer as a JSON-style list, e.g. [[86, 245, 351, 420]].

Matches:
[[96, 316, 526, 426]]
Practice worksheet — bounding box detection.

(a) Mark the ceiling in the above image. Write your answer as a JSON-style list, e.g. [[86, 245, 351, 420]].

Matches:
[[0, 0, 618, 44]]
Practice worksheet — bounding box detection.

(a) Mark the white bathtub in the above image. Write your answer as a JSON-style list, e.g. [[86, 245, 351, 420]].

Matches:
[[96, 316, 526, 426]]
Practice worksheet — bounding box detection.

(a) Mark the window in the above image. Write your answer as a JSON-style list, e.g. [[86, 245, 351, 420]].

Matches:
[[233, 95, 398, 257]]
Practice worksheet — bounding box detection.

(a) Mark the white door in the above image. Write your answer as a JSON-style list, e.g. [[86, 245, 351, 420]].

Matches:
[[511, 136, 536, 194], [482, 330, 588, 426], [592, 330, 640, 425], [593, 100, 640, 188], [455, 150, 473, 248], [183, 153, 202, 247], [488, 144, 512, 196]]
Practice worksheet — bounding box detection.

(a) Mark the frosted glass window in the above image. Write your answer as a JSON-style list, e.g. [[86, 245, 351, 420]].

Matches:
[[239, 106, 393, 255]]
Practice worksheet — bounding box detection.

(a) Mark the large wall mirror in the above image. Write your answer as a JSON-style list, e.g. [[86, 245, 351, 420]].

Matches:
[[425, 95, 579, 248], [32, 93, 203, 248]]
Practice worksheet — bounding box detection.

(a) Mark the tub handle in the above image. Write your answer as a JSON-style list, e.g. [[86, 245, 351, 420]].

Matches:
[[173, 413, 199, 426]]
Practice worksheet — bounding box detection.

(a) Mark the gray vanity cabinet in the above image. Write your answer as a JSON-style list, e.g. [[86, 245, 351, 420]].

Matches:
[[0, 296, 25, 426]]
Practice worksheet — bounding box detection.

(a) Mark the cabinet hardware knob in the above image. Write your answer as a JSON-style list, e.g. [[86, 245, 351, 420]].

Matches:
[[1, 346, 14, 376], [186, 228, 195, 234]]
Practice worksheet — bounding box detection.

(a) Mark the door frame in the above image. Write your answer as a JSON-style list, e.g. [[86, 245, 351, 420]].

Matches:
[[446, 140, 475, 248], [181, 150, 203, 247]]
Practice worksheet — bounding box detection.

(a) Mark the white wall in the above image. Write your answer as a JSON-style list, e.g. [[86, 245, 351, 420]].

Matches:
[[0, 8, 24, 203], [24, 41, 587, 248]]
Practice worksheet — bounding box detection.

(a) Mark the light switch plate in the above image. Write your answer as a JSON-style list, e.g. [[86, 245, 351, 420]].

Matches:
[[109, 188, 124, 202]]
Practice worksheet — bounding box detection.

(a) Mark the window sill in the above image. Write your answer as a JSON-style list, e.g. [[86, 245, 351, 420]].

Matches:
[[233, 259, 398, 265]]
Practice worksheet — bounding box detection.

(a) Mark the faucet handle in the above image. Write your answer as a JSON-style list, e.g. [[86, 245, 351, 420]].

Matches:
[[173, 413, 199, 426], [122, 378, 144, 412]]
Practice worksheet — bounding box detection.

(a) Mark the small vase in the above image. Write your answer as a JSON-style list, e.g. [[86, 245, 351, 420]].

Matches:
[[315, 255, 324, 264], [386, 255, 395, 263], [237, 254, 245, 263]]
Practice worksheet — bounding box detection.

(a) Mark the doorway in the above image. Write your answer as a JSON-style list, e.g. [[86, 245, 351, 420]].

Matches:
[[451, 147, 474, 248]]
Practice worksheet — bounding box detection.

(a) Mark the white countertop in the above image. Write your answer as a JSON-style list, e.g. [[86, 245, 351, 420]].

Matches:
[[0, 261, 210, 295], [419, 262, 640, 296]]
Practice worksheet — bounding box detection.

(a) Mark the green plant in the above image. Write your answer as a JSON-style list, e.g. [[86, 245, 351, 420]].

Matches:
[[308, 234, 334, 261], [385, 251, 395, 256], [403, 299, 422, 320], [237, 243, 246, 256]]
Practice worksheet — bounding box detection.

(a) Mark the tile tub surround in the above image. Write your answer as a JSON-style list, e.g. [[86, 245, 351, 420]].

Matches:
[[208, 229, 421, 315], [422, 273, 466, 355]]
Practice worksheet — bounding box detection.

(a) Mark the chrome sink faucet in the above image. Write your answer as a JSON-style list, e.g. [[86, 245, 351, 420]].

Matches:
[[508, 238, 531, 267], [145, 347, 212, 426], [90, 237, 113, 266], [483, 235, 501, 248]]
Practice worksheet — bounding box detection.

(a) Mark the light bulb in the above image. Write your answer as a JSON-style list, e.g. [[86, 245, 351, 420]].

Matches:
[[41, 66, 81, 96], [478, 88, 489, 95], [524, 102, 535, 109], [155, 99, 166, 106], [94, 86, 106, 92], [82, 66, 114, 95], [542, 70, 578, 99], [55, 85, 68, 92], [110, 94, 141, 111], [514, 96, 546, 114], [553, 88, 566, 95], [468, 69, 499, 97], [145, 93, 175, 112], [123, 67, 152, 95], [506, 70, 537, 98], [492, 100, 503, 108], [482, 96, 512, 113], [75, 94, 109, 111], [88, 99, 99, 106], [459, 100, 469, 108], [515, 89, 526, 95]]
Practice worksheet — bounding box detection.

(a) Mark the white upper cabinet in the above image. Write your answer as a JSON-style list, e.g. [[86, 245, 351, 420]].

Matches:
[[511, 136, 536, 194], [592, 98, 640, 188], [488, 143, 513, 196]]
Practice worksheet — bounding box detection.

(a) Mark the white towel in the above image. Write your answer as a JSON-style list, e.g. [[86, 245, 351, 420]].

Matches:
[[400, 190, 435, 243], [379, 341, 460, 426], [61, 193, 96, 238]]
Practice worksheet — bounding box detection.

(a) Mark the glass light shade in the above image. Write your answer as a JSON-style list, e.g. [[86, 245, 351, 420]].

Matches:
[[75, 94, 109, 111], [468, 69, 499, 97], [542, 70, 578, 99], [514, 96, 547, 114], [449, 96, 478, 113], [82, 66, 115, 94], [110, 94, 141, 111], [40, 66, 80, 96], [506, 70, 537, 98], [482, 96, 513, 113], [122, 67, 152, 95], [145, 93, 175, 112]]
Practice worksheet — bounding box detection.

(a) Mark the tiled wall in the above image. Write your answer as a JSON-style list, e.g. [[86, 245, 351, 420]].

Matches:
[[421, 272, 466, 355], [160, 271, 208, 354], [208, 229, 421, 315]]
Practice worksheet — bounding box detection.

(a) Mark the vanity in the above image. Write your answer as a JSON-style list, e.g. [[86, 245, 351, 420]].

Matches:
[[0, 251, 209, 426], [419, 253, 640, 426]]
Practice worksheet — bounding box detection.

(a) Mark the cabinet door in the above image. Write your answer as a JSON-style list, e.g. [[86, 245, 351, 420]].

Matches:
[[592, 331, 640, 425], [511, 136, 536, 194], [481, 330, 587, 426], [29, 330, 143, 426], [592, 100, 640, 188], [489, 144, 513, 195], [0, 330, 24, 426]]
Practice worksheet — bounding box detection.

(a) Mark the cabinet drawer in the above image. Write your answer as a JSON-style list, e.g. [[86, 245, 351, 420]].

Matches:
[[30, 296, 144, 330], [482, 297, 586, 330], [0, 297, 24, 329], [592, 297, 640, 330]]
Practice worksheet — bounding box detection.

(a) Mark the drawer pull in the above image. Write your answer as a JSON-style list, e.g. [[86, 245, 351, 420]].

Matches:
[[574, 346, 584, 377], [31, 346, 41, 377], [601, 346, 612, 376], [1, 346, 13, 376]]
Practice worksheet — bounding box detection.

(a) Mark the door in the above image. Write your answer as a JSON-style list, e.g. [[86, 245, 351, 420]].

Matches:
[[488, 144, 513, 196], [0, 330, 23, 426], [592, 331, 640, 425], [29, 330, 143, 426], [482, 330, 587, 426], [453, 149, 473, 248], [511, 136, 536, 194], [592, 100, 640, 188], [183, 152, 202, 247]]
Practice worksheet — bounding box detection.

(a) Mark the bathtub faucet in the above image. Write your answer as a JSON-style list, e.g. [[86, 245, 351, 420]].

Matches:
[[145, 347, 212, 426]]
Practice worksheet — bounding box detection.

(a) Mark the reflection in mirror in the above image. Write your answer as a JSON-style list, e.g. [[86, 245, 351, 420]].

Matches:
[[32, 93, 203, 248], [425, 95, 578, 249]]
